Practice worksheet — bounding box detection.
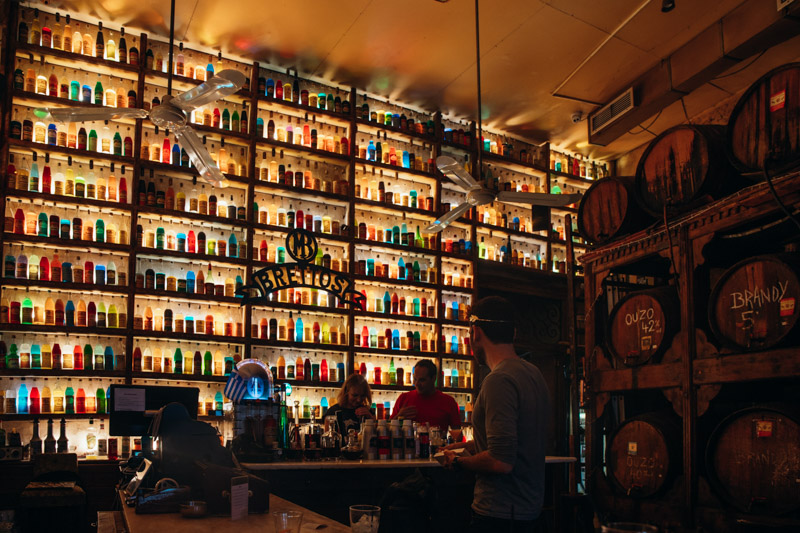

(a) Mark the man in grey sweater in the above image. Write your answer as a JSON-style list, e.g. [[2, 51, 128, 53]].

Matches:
[[442, 295, 551, 532]]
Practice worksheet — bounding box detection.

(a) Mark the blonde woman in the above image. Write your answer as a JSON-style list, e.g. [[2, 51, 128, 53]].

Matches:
[[322, 372, 376, 435]]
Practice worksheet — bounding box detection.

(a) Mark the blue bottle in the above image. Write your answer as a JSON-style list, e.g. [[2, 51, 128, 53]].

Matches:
[[18, 383, 29, 414], [104, 346, 115, 370]]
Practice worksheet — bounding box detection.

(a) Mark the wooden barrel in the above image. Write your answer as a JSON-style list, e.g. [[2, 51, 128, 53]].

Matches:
[[635, 125, 737, 216], [606, 412, 682, 498], [727, 62, 800, 175], [606, 287, 680, 367], [708, 254, 800, 351], [705, 405, 800, 514], [577, 176, 652, 244]]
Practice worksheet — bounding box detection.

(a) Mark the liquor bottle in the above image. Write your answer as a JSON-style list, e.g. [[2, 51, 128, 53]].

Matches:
[[44, 418, 57, 453], [98, 420, 108, 456], [30, 418, 43, 457], [86, 418, 97, 455], [57, 417, 68, 453], [118, 28, 128, 63]]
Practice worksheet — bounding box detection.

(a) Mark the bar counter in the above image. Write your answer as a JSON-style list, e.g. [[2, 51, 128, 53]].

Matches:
[[241, 456, 576, 469], [118, 490, 351, 533], [241, 456, 576, 529]]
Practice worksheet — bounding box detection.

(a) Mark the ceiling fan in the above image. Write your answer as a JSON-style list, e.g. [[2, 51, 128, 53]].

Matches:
[[33, 0, 243, 188], [427, 0, 582, 233]]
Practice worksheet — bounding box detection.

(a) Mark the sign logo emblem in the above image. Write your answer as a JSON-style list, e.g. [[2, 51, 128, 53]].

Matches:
[[286, 228, 318, 263]]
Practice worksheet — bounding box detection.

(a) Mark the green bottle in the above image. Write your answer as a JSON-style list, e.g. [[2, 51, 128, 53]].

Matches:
[[65, 386, 75, 414], [94, 78, 103, 105], [203, 350, 212, 375], [96, 387, 106, 413], [88, 129, 98, 152], [221, 108, 230, 130], [174, 348, 183, 374], [113, 131, 122, 155]]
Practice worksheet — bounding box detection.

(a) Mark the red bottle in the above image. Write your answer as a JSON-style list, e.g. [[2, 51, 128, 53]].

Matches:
[[74, 344, 84, 370]]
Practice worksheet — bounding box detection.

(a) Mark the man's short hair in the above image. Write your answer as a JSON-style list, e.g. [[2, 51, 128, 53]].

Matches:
[[413, 359, 437, 379], [470, 296, 515, 344]]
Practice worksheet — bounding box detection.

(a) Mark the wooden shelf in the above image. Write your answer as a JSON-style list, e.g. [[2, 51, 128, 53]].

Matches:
[[354, 197, 436, 218], [137, 205, 248, 229], [351, 273, 437, 291], [694, 348, 800, 385], [249, 300, 349, 316], [252, 180, 350, 204], [134, 289, 242, 306], [591, 362, 683, 393], [7, 138, 135, 165], [249, 338, 349, 351], [475, 221, 549, 243], [130, 371, 228, 383], [131, 330, 246, 344], [353, 238, 436, 257], [4, 188, 132, 213], [255, 138, 350, 164], [257, 93, 352, 124], [1, 277, 129, 294], [17, 43, 140, 73], [0, 369, 125, 378], [0, 324, 127, 336], [481, 151, 545, 174], [138, 160, 250, 186], [354, 158, 435, 180], [353, 346, 436, 358], [145, 69, 253, 99], [0, 413, 110, 420], [356, 118, 436, 144], [4, 233, 130, 254], [251, 222, 350, 244], [354, 309, 438, 326], [133, 246, 249, 267]]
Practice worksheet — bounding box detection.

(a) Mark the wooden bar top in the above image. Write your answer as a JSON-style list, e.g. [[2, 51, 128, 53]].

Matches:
[[118, 490, 351, 533], [241, 456, 576, 470]]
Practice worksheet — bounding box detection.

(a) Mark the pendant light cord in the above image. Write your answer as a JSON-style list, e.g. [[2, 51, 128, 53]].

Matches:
[[474, 0, 483, 182], [166, 0, 176, 97]]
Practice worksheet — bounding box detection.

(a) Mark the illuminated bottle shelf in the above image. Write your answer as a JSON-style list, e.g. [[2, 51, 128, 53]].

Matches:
[[0, 324, 127, 336], [8, 137, 134, 165], [3, 2, 585, 406], [16, 38, 140, 72]]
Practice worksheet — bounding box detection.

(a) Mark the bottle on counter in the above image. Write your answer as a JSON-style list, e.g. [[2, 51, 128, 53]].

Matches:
[[85, 418, 97, 456], [363, 419, 377, 460], [29, 418, 42, 457], [44, 418, 56, 453], [377, 419, 390, 460], [390, 419, 402, 460], [402, 419, 415, 460], [98, 420, 108, 456], [321, 415, 341, 461], [57, 417, 68, 453], [418, 422, 430, 459]]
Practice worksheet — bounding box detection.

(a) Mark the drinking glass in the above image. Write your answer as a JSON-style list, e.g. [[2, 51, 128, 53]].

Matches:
[[271, 509, 303, 533], [601, 523, 658, 533], [349, 504, 380, 533]]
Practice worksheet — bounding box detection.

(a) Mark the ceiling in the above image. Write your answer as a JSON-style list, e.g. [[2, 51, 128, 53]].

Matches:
[[40, 0, 800, 164]]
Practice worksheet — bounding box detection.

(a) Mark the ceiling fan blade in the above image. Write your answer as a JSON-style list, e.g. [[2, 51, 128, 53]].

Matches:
[[173, 126, 229, 188], [496, 191, 583, 207], [436, 156, 479, 191], [171, 70, 247, 112], [35, 106, 149, 123], [426, 202, 472, 233]]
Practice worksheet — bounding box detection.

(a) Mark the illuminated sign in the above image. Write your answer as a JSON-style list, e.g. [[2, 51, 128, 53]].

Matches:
[[237, 228, 365, 310]]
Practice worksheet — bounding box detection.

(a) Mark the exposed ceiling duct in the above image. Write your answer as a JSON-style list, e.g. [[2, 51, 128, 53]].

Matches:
[[588, 0, 800, 146]]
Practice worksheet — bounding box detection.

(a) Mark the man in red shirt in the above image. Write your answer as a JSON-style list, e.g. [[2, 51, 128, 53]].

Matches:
[[391, 359, 462, 439]]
